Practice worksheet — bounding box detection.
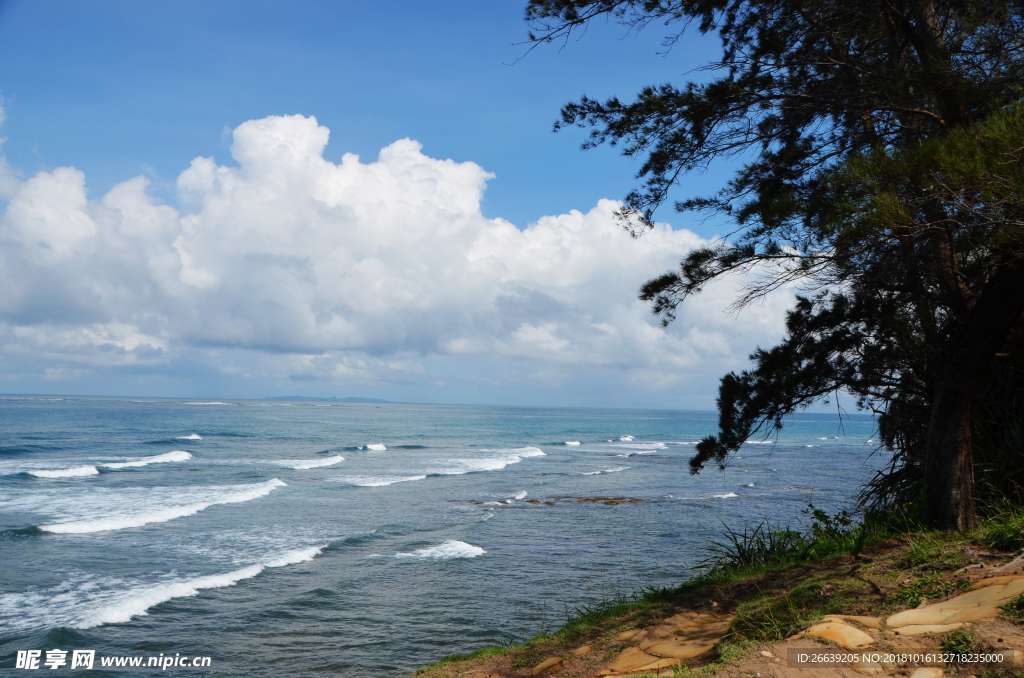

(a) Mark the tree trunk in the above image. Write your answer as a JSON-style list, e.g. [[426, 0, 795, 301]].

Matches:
[[924, 260, 1024, 530], [925, 378, 979, 531]]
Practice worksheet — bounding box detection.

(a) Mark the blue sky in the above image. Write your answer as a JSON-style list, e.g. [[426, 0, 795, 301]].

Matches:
[[0, 1, 794, 407], [0, 0, 732, 230]]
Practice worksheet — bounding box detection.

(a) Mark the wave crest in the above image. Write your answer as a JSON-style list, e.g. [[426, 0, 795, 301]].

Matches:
[[101, 451, 192, 469], [37, 479, 287, 534], [27, 466, 99, 478], [76, 545, 321, 628], [395, 540, 484, 560], [326, 475, 425, 487], [272, 455, 344, 469]]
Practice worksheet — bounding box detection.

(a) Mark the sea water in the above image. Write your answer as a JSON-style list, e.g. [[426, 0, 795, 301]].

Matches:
[[0, 397, 881, 676]]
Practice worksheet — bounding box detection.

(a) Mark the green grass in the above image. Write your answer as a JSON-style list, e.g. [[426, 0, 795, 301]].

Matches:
[[700, 506, 894, 578], [981, 503, 1024, 552], [999, 593, 1024, 624], [411, 646, 510, 675], [891, 573, 972, 608], [941, 628, 984, 658]]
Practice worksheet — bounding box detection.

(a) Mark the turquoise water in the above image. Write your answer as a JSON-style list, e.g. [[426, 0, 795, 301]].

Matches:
[[0, 397, 879, 676]]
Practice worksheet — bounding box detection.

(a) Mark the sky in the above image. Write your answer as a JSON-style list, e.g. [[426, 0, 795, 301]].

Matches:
[[0, 0, 800, 408]]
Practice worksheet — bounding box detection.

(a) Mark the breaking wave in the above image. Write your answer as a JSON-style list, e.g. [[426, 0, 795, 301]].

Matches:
[[326, 475, 425, 487], [7, 479, 288, 534], [27, 466, 99, 478], [395, 540, 485, 560], [272, 455, 344, 469], [432, 447, 545, 475], [101, 451, 193, 469]]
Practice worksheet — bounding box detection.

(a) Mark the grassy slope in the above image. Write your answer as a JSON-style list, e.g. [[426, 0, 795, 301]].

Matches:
[[412, 509, 1024, 677]]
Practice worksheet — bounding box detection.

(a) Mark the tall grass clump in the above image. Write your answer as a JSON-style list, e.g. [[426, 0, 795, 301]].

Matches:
[[701, 505, 890, 575], [979, 502, 1024, 553]]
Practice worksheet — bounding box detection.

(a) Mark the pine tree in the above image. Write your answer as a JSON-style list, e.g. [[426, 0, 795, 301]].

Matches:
[[527, 0, 1024, 529]]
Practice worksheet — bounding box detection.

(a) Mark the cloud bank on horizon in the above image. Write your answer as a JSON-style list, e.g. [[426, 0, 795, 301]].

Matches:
[[0, 112, 793, 404]]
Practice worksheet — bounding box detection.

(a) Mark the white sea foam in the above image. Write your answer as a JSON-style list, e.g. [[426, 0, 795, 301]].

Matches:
[[512, 490, 527, 500], [582, 466, 628, 475], [76, 546, 321, 628], [713, 492, 739, 499], [395, 540, 485, 560], [177, 434, 202, 440], [565, 441, 581, 446], [27, 465, 99, 478], [101, 451, 193, 469], [619, 435, 634, 441], [327, 475, 425, 487], [272, 455, 344, 469], [433, 447, 545, 475], [365, 443, 387, 451], [263, 545, 323, 568], [746, 483, 755, 487], [0, 545, 325, 632], [608, 442, 667, 450], [744, 440, 773, 444], [20, 479, 287, 534]]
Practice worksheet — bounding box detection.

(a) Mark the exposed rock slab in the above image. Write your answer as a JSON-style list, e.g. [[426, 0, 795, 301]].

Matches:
[[849, 657, 885, 675], [640, 640, 716, 659], [801, 621, 875, 648], [821, 614, 883, 629], [530, 657, 563, 675], [996, 649, 1024, 667], [597, 647, 661, 675], [891, 623, 965, 636], [598, 611, 731, 675], [614, 626, 638, 643], [887, 576, 1024, 629], [977, 574, 1024, 587]]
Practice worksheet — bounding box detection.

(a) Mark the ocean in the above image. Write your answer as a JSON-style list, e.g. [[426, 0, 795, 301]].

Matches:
[[0, 397, 881, 676]]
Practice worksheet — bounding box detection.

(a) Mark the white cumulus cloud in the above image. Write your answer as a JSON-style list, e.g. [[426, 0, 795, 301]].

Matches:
[[0, 114, 794, 405]]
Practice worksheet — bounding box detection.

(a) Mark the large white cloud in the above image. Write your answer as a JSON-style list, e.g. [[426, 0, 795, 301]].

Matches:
[[0, 114, 794, 404]]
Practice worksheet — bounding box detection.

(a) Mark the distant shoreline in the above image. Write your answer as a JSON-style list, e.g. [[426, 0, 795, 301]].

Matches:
[[263, 396, 391, 403]]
